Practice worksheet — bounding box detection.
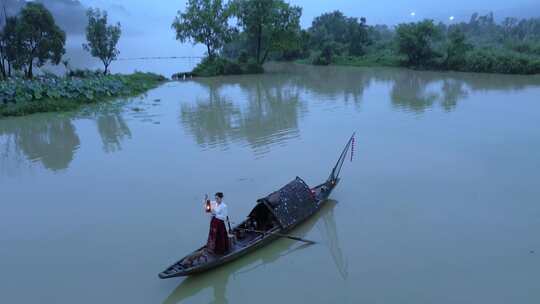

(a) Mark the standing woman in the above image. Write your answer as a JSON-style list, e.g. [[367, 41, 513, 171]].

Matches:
[[206, 192, 229, 255]]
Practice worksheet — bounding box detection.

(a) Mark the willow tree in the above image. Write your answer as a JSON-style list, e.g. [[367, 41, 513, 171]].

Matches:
[[172, 0, 233, 59], [83, 8, 121, 75]]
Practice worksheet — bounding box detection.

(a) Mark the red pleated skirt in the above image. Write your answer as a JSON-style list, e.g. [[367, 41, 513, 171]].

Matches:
[[207, 217, 229, 255]]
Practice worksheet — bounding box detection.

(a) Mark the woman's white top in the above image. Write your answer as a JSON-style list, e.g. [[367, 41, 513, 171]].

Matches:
[[209, 201, 228, 221]]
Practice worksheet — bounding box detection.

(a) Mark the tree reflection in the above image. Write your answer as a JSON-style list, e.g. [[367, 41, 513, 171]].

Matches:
[[180, 64, 540, 153], [181, 64, 540, 153], [180, 80, 242, 149], [96, 112, 132, 153], [390, 70, 440, 113], [0, 108, 132, 174], [278, 64, 376, 105], [236, 77, 303, 153], [388, 69, 540, 113], [180, 75, 304, 155], [273, 63, 540, 114], [389, 69, 474, 113], [0, 115, 80, 171], [441, 79, 468, 112], [180, 65, 385, 154]]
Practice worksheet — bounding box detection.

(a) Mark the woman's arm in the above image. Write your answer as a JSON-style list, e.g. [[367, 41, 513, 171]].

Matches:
[[207, 201, 218, 216]]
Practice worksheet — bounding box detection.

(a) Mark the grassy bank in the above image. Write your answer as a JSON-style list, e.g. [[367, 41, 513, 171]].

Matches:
[[297, 48, 540, 75], [0, 72, 166, 117], [331, 53, 403, 68]]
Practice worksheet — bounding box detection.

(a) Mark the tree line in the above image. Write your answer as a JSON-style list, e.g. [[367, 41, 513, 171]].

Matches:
[[174, 0, 540, 75], [0, 1, 121, 79], [391, 13, 540, 73], [2, 0, 539, 79]]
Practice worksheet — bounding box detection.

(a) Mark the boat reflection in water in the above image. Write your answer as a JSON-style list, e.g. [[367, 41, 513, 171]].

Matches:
[[162, 200, 346, 304], [318, 201, 348, 279]]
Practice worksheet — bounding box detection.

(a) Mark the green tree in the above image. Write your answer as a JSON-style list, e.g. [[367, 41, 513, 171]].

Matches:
[[310, 11, 350, 49], [11, 2, 66, 78], [445, 28, 472, 70], [0, 15, 18, 78], [309, 11, 370, 56], [0, 4, 8, 79], [232, 0, 302, 64], [278, 29, 310, 60], [396, 20, 440, 66], [172, 0, 233, 59], [348, 17, 370, 56], [83, 8, 121, 75]]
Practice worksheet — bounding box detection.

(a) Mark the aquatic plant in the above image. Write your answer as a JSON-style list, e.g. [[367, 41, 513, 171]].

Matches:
[[0, 72, 166, 117]]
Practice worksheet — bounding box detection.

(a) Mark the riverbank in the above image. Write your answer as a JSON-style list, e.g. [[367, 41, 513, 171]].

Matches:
[[297, 48, 540, 75], [297, 53, 403, 68], [0, 72, 166, 117]]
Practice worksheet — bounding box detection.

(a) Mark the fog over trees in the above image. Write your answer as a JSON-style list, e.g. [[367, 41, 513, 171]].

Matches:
[[1, 0, 87, 33]]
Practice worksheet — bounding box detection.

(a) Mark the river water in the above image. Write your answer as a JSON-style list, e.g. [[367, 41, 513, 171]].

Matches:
[[1, 63, 540, 303]]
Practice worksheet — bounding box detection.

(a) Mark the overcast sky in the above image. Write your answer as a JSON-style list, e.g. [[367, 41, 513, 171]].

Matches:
[[65, 0, 540, 73], [80, 0, 540, 29]]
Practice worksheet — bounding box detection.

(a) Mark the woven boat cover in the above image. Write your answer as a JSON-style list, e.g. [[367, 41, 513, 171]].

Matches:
[[256, 177, 316, 229]]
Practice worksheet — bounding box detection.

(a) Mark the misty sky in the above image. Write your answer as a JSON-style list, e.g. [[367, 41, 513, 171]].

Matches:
[[59, 0, 540, 75], [81, 0, 540, 29]]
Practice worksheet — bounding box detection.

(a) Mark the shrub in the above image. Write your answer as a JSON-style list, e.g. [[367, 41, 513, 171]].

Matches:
[[464, 48, 540, 74], [245, 61, 265, 74], [191, 56, 264, 77], [67, 69, 104, 78], [223, 61, 243, 75], [312, 46, 333, 65]]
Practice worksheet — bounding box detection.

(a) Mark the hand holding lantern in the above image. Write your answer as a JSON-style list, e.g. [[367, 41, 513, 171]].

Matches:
[[204, 194, 211, 213]]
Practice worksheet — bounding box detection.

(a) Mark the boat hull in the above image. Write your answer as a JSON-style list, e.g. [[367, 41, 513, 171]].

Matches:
[[158, 180, 337, 279]]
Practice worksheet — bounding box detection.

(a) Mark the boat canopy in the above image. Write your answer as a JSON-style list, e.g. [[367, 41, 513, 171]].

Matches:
[[255, 177, 317, 229]]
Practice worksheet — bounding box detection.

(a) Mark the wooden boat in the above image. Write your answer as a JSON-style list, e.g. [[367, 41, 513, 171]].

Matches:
[[158, 133, 355, 279], [162, 201, 340, 304]]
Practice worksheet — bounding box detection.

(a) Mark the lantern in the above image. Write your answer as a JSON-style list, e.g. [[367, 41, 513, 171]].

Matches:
[[205, 199, 211, 212]]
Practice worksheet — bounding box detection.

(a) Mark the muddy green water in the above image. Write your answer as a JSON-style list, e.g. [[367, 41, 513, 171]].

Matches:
[[1, 64, 540, 304]]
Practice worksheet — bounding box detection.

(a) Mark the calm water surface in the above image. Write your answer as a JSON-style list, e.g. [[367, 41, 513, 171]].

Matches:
[[1, 64, 540, 304]]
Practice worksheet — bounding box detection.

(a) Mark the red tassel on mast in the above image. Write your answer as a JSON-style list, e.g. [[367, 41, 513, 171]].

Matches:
[[350, 135, 355, 162]]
